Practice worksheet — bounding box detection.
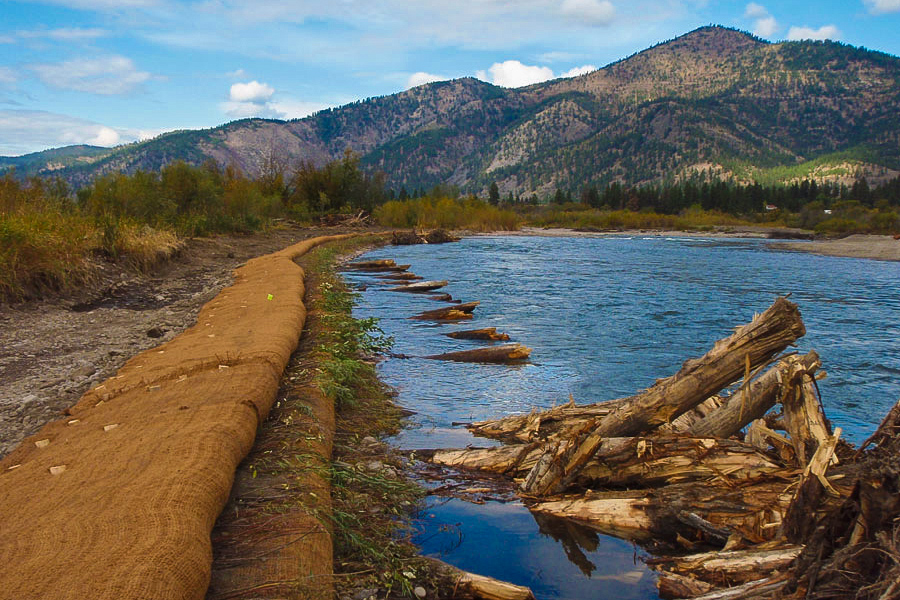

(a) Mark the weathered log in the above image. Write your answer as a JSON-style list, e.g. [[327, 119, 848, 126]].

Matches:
[[688, 352, 820, 439], [413, 301, 479, 321], [446, 328, 511, 341], [343, 259, 410, 272], [683, 576, 789, 600], [522, 297, 806, 496], [426, 343, 531, 364], [467, 397, 629, 443], [389, 280, 448, 293], [657, 572, 715, 599], [657, 396, 725, 435], [530, 478, 798, 545], [782, 364, 831, 465], [424, 558, 536, 600], [429, 437, 784, 488], [429, 293, 458, 302], [650, 546, 802, 586], [375, 272, 422, 281]]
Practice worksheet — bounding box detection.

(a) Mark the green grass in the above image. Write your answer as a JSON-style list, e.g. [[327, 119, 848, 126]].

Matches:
[[375, 196, 520, 231]]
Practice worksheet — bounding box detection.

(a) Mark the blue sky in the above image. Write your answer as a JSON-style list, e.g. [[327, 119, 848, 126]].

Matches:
[[1, 0, 899, 156]]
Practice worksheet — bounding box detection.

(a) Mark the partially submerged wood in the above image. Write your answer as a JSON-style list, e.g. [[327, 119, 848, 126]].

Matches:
[[388, 280, 448, 293], [426, 343, 531, 364], [413, 301, 479, 321], [425, 558, 536, 600], [343, 259, 410, 272], [522, 297, 806, 495], [446, 328, 511, 341], [375, 272, 422, 281]]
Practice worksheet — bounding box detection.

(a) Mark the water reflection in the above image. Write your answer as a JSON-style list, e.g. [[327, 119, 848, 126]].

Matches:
[[347, 234, 900, 600]]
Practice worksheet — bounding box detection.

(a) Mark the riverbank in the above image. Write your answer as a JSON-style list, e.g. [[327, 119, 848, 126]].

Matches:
[[768, 233, 900, 262]]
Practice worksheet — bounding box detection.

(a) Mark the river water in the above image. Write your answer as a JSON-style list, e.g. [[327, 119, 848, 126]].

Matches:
[[344, 234, 900, 600]]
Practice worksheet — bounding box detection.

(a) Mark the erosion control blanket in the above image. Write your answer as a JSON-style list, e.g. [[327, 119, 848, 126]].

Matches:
[[0, 233, 353, 600]]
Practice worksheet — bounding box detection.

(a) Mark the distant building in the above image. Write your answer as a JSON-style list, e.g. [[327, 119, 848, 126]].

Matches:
[[824, 209, 833, 215], [765, 204, 778, 211]]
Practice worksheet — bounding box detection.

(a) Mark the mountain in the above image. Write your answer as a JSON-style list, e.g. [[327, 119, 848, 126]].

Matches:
[[7, 26, 900, 195], [0, 145, 112, 176]]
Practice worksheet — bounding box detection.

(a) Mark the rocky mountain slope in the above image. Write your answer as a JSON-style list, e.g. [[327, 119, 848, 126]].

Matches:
[[6, 26, 900, 195]]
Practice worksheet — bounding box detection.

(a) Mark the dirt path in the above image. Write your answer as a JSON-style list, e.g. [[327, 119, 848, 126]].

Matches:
[[0, 225, 356, 458]]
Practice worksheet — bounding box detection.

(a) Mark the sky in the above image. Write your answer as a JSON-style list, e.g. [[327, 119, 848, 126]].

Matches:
[[1, 0, 899, 156]]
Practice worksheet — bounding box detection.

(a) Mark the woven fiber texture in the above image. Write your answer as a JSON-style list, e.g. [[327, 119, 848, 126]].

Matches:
[[0, 234, 353, 600]]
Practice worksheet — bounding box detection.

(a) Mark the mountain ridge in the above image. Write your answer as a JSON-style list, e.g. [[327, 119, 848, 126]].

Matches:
[[5, 26, 900, 195]]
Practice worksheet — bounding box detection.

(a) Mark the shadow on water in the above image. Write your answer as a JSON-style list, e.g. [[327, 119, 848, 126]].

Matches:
[[345, 234, 900, 600]]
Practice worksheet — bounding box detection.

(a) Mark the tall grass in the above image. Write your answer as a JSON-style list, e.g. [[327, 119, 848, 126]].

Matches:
[[0, 207, 96, 299], [375, 196, 520, 231]]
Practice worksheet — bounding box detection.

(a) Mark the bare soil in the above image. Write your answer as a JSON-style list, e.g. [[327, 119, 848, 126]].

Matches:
[[0, 224, 355, 458]]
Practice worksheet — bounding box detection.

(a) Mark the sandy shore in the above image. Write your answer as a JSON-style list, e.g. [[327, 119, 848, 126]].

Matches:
[[768, 234, 900, 262]]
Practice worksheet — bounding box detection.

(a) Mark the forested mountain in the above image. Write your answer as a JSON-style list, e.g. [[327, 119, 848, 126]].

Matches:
[[5, 26, 900, 196]]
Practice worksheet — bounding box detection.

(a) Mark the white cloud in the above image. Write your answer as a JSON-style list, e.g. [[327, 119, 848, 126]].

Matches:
[[17, 27, 108, 41], [561, 0, 616, 26], [31, 56, 152, 95], [0, 109, 140, 155], [754, 16, 778, 37], [406, 72, 446, 88], [86, 125, 120, 146], [226, 68, 248, 79], [476, 61, 555, 88], [228, 80, 274, 102], [864, 0, 900, 14], [787, 25, 841, 41], [743, 3, 778, 38], [476, 60, 596, 87], [561, 64, 596, 78], [744, 2, 768, 18], [220, 81, 328, 120]]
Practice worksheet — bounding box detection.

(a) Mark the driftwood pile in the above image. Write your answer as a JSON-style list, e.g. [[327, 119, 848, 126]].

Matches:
[[423, 297, 900, 599]]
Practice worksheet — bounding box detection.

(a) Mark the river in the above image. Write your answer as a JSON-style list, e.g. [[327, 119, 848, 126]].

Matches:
[[344, 234, 900, 600]]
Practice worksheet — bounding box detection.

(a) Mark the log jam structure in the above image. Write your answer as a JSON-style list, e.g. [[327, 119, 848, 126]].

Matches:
[[0, 234, 354, 600]]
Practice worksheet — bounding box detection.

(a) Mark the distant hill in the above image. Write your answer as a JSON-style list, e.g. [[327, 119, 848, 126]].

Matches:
[[0, 145, 111, 176], [6, 26, 900, 195]]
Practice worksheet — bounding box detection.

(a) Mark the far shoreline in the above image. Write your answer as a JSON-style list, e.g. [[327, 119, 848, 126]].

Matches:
[[470, 227, 900, 262]]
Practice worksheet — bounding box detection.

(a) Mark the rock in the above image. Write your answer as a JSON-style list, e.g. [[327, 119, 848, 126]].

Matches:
[[352, 588, 379, 600], [147, 326, 165, 338], [414, 586, 427, 598]]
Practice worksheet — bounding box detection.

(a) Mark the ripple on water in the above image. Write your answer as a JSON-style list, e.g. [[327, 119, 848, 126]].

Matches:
[[346, 235, 900, 600]]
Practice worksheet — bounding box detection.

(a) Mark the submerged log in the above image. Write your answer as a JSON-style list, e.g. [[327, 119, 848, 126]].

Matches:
[[446, 328, 511, 341], [429, 293, 458, 303], [343, 259, 410, 272], [426, 343, 531, 364], [413, 302, 479, 321], [688, 352, 821, 439], [522, 297, 806, 495], [376, 272, 422, 281], [389, 280, 449, 293]]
